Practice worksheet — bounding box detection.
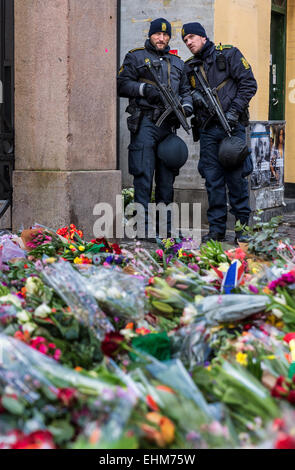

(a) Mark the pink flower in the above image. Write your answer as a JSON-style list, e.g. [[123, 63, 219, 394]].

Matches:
[[249, 285, 259, 294], [53, 349, 61, 361], [48, 343, 56, 349], [156, 249, 164, 258], [38, 344, 48, 355]]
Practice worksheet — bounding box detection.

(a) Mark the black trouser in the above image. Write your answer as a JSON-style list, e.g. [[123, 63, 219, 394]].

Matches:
[[128, 115, 177, 237], [198, 123, 251, 233]]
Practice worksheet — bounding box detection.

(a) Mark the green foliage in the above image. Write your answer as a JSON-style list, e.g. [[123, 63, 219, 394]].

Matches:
[[235, 211, 285, 259], [199, 240, 229, 268]]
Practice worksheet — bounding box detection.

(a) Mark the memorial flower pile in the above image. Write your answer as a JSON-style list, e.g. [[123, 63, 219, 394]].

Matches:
[[0, 217, 295, 449]]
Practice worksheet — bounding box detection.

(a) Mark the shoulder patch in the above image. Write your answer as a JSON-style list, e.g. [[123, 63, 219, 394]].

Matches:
[[169, 50, 181, 59], [128, 47, 145, 53], [216, 44, 233, 50], [241, 57, 250, 70], [184, 56, 195, 63]]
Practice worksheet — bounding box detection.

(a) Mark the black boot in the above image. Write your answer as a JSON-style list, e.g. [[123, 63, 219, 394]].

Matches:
[[201, 231, 225, 243], [234, 231, 250, 244]]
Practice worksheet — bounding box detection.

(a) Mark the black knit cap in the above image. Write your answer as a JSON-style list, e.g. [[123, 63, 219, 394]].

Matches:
[[149, 18, 172, 38], [182, 22, 207, 40]]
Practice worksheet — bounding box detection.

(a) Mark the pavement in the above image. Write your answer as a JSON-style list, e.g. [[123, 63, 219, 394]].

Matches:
[[119, 209, 295, 252]]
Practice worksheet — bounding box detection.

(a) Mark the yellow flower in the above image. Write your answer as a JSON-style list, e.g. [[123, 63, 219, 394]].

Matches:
[[65, 249, 70, 254], [178, 248, 183, 258], [207, 365, 212, 371], [78, 246, 85, 252], [236, 352, 248, 366], [44, 257, 57, 264], [69, 244, 75, 250], [265, 355, 276, 360], [74, 257, 83, 264]]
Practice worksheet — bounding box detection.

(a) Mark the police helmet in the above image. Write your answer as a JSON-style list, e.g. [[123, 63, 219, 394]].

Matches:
[[157, 134, 188, 170], [218, 136, 249, 170]]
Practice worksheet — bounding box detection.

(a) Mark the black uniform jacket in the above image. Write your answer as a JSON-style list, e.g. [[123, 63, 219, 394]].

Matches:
[[184, 41, 257, 127], [117, 39, 192, 111]]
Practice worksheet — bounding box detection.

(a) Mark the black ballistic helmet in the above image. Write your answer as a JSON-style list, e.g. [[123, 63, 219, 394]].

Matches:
[[218, 136, 249, 170], [157, 134, 188, 170]]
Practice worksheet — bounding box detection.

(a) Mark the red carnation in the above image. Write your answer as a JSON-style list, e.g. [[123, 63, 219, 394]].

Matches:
[[101, 332, 124, 358]]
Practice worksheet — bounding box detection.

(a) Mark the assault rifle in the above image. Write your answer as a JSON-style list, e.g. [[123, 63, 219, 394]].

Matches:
[[144, 58, 190, 135], [192, 65, 232, 137]]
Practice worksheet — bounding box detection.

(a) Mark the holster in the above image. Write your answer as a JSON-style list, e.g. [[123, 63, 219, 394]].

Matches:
[[239, 107, 250, 127], [191, 116, 201, 142], [126, 101, 143, 134]]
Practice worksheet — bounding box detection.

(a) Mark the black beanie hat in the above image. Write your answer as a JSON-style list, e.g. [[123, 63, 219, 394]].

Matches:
[[149, 18, 172, 38], [182, 22, 207, 40]]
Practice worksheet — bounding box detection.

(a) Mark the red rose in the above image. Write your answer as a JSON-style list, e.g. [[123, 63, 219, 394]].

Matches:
[[111, 243, 122, 255], [273, 418, 285, 431], [57, 388, 77, 407], [276, 376, 287, 387], [12, 430, 55, 449], [275, 433, 295, 449], [283, 332, 295, 344], [287, 390, 295, 404], [271, 385, 289, 398], [101, 332, 124, 357]]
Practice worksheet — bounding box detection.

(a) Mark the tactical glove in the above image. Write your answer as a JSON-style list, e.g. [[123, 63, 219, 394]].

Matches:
[[225, 109, 239, 128], [144, 84, 162, 106], [183, 105, 193, 118]]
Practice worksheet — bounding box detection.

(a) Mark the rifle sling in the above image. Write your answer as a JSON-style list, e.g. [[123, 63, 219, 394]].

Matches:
[[139, 78, 157, 86], [199, 65, 229, 111]]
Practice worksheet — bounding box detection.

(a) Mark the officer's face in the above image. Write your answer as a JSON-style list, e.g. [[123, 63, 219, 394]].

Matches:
[[183, 34, 207, 54], [150, 32, 170, 51]]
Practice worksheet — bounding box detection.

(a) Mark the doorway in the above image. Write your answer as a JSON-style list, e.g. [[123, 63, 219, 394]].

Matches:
[[269, 0, 287, 120]]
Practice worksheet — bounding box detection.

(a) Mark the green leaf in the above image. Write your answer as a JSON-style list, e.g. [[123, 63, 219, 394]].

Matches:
[[48, 420, 75, 444], [152, 300, 174, 314], [2, 396, 25, 415]]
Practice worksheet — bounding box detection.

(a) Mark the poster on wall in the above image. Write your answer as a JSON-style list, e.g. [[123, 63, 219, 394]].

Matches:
[[250, 122, 285, 190]]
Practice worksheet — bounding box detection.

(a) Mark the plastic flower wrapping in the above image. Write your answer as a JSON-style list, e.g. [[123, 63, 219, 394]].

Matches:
[[1, 216, 295, 449]]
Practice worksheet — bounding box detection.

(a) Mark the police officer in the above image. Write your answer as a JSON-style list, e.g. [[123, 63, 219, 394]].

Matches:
[[182, 22, 257, 243], [118, 18, 193, 239]]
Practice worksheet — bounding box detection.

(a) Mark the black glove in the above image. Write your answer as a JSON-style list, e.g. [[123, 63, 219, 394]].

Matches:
[[225, 109, 239, 128], [192, 90, 206, 108], [144, 84, 162, 106], [183, 105, 193, 118]]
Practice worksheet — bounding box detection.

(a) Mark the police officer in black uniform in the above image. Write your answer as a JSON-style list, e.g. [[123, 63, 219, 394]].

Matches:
[[182, 22, 257, 243], [118, 18, 193, 239]]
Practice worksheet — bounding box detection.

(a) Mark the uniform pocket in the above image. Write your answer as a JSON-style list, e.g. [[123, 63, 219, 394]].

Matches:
[[128, 143, 144, 176]]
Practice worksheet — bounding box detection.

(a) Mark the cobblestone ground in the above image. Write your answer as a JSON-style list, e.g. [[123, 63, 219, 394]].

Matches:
[[120, 211, 295, 252]]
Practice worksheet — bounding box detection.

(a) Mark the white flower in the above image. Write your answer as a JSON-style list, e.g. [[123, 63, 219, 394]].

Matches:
[[94, 290, 107, 301], [218, 262, 230, 273], [22, 322, 37, 334], [120, 328, 136, 340], [34, 303, 51, 318], [107, 287, 122, 299], [274, 295, 287, 306], [181, 304, 198, 325], [25, 277, 44, 296], [0, 294, 22, 308], [16, 310, 31, 323], [272, 308, 283, 319]]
